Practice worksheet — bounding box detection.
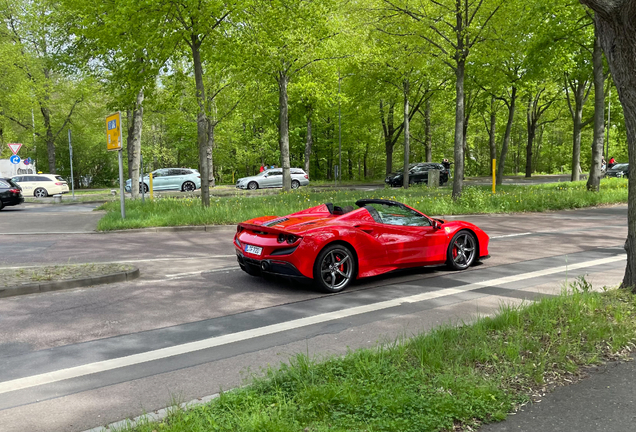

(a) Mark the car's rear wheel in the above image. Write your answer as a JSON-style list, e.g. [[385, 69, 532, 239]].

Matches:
[[182, 181, 196, 192], [34, 188, 48, 198], [313, 244, 357, 293], [248, 181, 258, 190], [291, 180, 300, 189], [447, 230, 477, 270], [0, 200, 4, 211]]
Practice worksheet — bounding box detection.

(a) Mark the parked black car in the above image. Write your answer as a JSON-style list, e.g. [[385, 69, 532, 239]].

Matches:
[[0, 178, 24, 210], [385, 163, 449, 187], [605, 163, 629, 178]]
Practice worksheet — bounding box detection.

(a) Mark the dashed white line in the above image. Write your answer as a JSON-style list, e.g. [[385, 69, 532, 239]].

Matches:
[[490, 232, 533, 239]]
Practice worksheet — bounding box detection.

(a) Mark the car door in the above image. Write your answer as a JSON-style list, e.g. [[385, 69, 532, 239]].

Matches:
[[367, 203, 447, 266], [263, 170, 282, 188], [167, 169, 185, 190], [151, 169, 168, 190]]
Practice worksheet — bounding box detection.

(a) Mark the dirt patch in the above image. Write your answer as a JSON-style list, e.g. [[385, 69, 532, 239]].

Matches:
[[0, 263, 135, 288]]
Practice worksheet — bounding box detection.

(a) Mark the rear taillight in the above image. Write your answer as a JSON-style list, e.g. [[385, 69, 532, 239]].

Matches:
[[304, 174, 308, 179], [197, 175, 201, 178], [9, 189, 20, 193], [55, 182, 64, 185]]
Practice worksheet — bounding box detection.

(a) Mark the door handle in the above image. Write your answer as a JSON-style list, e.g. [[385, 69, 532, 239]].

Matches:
[[355, 225, 374, 234]]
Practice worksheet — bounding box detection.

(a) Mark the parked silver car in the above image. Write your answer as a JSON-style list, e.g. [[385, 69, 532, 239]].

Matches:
[[125, 168, 201, 192], [236, 168, 309, 190]]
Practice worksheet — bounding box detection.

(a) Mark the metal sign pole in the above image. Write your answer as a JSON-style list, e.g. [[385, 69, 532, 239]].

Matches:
[[68, 129, 75, 198]]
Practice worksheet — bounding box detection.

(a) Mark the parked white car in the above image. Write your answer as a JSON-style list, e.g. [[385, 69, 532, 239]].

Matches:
[[11, 174, 69, 197], [236, 168, 309, 190]]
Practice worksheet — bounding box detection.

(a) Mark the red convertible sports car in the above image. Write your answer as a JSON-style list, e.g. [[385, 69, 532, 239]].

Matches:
[[234, 199, 489, 293]]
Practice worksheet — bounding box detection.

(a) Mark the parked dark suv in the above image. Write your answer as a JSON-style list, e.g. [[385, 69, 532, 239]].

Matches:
[[605, 163, 628, 178], [385, 163, 449, 187], [0, 178, 24, 210]]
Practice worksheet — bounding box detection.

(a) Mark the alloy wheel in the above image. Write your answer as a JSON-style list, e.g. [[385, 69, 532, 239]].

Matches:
[[451, 232, 476, 269]]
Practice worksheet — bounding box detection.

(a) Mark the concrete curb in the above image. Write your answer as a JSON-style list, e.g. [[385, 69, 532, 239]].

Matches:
[[0, 268, 140, 299]]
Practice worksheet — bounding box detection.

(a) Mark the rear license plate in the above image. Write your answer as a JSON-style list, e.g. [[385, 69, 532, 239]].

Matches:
[[244, 244, 263, 255]]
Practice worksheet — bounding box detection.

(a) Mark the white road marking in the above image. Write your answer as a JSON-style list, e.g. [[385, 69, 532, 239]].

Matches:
[[490, 232, 532, 239], [0, 254, 625, 395], [165, 267, 239, 279]]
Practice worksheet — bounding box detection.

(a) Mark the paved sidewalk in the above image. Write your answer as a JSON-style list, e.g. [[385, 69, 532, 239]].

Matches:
[[480, 358, 636, 432]]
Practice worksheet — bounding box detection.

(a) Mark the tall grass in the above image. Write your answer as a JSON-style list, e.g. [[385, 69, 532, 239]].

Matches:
[[97, 178, 628, 231], [121, 287, 636, 432]]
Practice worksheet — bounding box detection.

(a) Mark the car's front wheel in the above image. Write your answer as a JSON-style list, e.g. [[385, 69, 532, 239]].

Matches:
[[34, 188, 48, 198], [182, 181, 196, 192], [139, 183, 149, 193], [313, 244, 357, 293], [447, 230, 477, 270], [248, 181, 258, 190]]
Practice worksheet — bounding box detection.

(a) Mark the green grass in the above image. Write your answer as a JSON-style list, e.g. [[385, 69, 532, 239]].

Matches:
[[118, 285, 636, 432], [96, 178, 629, 231]]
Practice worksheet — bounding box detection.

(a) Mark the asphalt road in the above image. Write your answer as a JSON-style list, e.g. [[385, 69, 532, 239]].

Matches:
[[0, 202, 629, 432]]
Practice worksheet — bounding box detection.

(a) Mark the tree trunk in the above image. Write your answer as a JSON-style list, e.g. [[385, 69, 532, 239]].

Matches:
[[207, 121, 216, 187], [41, 104, 55, 174], [380, 100, 396, 176], [425, 99, 432, 162], [190, 36, 210, 207], [571, 87, 584, 182], [526, 95, 537, 178], [489, 96, 497, 174], [403, 79, 410, 189], [452, 58, 466, 199], [305, 112, 313, 174], [278, 72, 291, 191], [497, 86, 517, 185], [129, 88, 144, 199], [587, 26, 605, 192], [127, 109, 133, 181], [579, 0, 636, 289]]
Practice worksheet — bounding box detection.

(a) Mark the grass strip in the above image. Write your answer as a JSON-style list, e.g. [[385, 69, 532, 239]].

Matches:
[[96, 178, 629, 231], [120, 284, 636, 432], [0, 263, 134, 288]]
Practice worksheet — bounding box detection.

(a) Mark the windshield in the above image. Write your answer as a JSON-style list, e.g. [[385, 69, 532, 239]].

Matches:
[[612, 164, 628, 170]]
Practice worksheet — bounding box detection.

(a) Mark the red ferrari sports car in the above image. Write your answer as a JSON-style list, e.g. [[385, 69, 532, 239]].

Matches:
[[234, 199, 489, 293]]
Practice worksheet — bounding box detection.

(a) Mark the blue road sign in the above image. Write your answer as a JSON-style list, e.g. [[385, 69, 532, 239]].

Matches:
[[10, 155, 20, 164], [24, 157, 31, 165]]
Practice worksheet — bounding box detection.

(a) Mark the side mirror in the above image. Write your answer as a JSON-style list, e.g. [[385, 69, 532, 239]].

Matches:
[[433, 220, 442, 230]]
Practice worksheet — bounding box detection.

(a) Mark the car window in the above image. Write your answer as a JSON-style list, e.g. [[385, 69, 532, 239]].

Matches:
[[269, 170, 282, 176], [55, 176, 65, 182], [36, 176, 53, 182], [11, 176, 21, 183], [614, 164, 628, 170], [167, 169, 181, 176], [366, 203, 431, 227], [152, 170, 164, 178], [181, 169, 192, 175], [0, 180, 10, 188]]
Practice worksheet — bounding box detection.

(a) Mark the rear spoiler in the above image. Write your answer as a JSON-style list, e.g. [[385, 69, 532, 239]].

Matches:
[[238, 222, 292, 236]]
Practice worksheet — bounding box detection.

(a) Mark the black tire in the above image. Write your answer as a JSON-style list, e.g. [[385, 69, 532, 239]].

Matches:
[[182, 181, 196, 192], [248, 181, 258, 190], [0, 200, 4, 211], [139, 183, 149, 193], [291, 180, 300, 189], [34, 188, 48, 198], [313, 244, 357, 293], [446, 230, 477, 270]]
